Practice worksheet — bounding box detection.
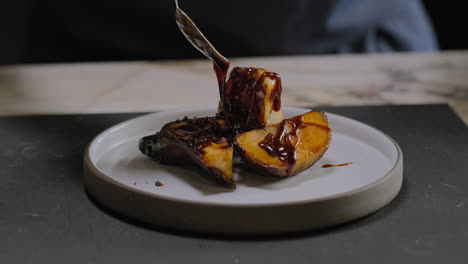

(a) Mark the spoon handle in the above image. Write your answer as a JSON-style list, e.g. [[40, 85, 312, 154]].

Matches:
[[175, 0, 229, 71]]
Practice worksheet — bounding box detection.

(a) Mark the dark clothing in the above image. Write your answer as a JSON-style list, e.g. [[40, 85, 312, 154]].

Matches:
[[24, 0, 437, 63]]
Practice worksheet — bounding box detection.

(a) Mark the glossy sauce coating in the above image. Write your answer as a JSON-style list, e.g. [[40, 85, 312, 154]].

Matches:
[[213, 61, 231, 128], [224, 67, 282, 133], [213, 61, 230, 105], [258, 115, 332, 175], [322, 162, 353, 168], [258, 115, 304, 175]]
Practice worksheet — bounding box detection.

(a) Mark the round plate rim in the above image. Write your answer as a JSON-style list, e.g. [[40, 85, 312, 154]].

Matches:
[[84, 106, 403, 208]]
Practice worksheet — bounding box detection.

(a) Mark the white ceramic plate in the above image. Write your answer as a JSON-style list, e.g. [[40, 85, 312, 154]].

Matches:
[[84, 107, 403, 234]]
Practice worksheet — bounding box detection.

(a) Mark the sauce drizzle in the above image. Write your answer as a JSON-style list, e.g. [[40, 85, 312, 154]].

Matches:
[[322, 162, 353, 168], [213, 61, 231, 128], [258, 115, 305, 176], [223, 68, 283, 133]]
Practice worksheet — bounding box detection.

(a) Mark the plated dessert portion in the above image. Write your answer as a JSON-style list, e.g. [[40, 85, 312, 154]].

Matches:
[[138, 3, 331, 188], [139, 65, 332, 188]]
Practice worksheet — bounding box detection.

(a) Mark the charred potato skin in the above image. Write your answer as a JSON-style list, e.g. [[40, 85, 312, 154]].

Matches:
[[139, 116, 230, 161], [139, 116, 235, 188], [233, 140, 283, 177]]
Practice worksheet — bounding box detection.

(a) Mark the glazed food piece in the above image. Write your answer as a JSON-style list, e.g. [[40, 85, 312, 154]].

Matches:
[[219, 67, 284, 133], [235, 111, 331, 177], [139, 7, 331, 188], [139, 116, 235, 188]]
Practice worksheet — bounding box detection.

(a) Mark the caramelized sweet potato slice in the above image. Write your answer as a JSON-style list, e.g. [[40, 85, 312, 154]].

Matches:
[[235, 111, 331, 177]]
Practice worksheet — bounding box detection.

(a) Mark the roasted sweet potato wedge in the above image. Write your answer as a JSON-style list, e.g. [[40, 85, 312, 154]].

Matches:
[[235, 111, 331, 177], [139, 116, 235, 188]]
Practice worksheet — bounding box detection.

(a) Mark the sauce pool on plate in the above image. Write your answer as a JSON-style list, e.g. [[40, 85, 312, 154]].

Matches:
[[322, 162, 353, 168]]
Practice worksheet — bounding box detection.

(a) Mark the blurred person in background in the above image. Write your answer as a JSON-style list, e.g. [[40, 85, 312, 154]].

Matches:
[[1, 0, 437, 64]]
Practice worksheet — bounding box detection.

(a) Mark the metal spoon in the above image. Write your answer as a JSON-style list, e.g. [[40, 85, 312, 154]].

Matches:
[[174, 0, 229, 72], [174, 0, 233, 128]]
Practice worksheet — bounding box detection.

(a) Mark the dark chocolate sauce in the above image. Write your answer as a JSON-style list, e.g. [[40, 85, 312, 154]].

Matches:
[[258, 115, 305, 176], [213, 61, 231, 128], [223, 68, 283, 133], [224, 67, 258, 132], [213, 62, 229, 104], [322, 162, 353, 168]]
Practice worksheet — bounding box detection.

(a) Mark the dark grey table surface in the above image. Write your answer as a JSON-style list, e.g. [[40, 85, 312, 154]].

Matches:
[[1, 104, 467, 263]]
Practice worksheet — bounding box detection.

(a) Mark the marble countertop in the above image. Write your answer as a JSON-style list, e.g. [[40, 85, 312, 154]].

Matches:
[[1, 51, 467, 124]]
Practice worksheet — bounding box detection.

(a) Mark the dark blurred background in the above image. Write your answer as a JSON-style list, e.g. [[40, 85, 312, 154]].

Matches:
[[423, 1, 468, 50], [0, 0, 466, 65]]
